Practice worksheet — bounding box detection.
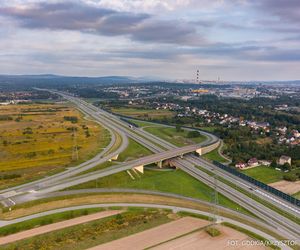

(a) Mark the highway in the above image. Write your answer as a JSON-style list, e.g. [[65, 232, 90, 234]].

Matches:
[[30, 91, 299, 240], [60, 93, 300, 240], [1, 90, 299, 242]]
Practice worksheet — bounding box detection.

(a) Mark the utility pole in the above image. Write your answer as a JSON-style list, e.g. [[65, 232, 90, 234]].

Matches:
[[210, 169, 219, 225]]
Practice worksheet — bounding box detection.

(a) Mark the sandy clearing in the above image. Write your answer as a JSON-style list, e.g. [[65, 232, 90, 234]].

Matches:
[[152, 225, 267, 250], [0, 210, 122, 245], [269, 180, 300, 194], [89, 217, 210, 250]]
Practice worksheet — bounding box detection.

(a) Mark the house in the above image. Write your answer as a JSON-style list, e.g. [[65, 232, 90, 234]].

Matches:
[[278, 155, 291, 165], [248, 158, 259, 167], [235, 162, 247, 169], [259, 160, 271, 166]]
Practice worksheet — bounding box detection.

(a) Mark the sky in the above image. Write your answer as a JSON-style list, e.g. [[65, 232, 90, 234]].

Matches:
[[0, 0, 300, 81]]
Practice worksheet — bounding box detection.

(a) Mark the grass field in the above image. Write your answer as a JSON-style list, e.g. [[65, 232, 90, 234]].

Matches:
[[1, 208, 172, 250], [69, 169, 250, 214], [117, 138, 152, 162], [242, 166, 284, 184], [144, 126, 206, 147], [0, 103, 110, 189], [293, 191, 300, 199], [111, 107, 175, 120], [203, 148, 228, 163], [128, 119, 154, 127]]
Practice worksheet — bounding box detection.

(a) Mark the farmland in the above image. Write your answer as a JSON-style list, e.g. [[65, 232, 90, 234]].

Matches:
[[0, 103, 110, 189], [111, 107, 175, 120]]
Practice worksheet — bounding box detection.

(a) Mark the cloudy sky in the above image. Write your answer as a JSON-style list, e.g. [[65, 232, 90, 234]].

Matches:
[[0, 0, 300, 81]]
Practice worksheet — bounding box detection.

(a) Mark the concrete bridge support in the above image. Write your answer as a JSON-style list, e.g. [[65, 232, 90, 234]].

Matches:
[[133, 165, 144, 174], [108, 154, 119, 161], [156, 161, 163, 168]]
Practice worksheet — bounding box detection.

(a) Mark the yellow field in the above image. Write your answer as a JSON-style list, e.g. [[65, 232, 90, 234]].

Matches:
[[111, 107, 175, 120], [0, 103, 110, 189]]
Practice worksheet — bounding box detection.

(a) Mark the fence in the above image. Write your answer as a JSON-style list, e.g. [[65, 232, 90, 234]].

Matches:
[[213, 161, 300, 207]]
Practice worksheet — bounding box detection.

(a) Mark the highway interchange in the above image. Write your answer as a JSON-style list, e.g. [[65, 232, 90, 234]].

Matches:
[[0, 89, 299, 244]]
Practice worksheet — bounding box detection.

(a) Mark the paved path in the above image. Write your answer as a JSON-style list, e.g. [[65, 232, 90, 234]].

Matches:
[[0, 210, 122, 245]]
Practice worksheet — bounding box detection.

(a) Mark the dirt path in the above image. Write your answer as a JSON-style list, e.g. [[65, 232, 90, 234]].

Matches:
[[0, 210, 122, 245], [88, 217, 210, 250]]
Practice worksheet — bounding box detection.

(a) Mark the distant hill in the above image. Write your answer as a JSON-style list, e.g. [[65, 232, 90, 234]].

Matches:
[[0, 74, 155, 85]]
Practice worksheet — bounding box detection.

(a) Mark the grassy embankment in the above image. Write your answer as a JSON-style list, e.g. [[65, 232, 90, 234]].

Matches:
[[203, 147, 228, 163], [143, 126, 206, 147], [0, 103, 110, 189], [69, 169, 251, 215]]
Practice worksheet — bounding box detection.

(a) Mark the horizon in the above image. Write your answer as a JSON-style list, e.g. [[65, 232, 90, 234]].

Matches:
[[0, 1, 300, 81]]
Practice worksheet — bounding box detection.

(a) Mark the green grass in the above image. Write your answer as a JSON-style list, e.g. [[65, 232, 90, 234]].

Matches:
[[203, 148, 228, 163], [242, 166, 284, 184], [2, 209, 172, 250], [117, 138, 152, 162], [0, 208, 105, 236], [127, 119, 154, 128], [293, 191, 300, 199], [69, 169, 251, 215], [205, 227, 221, 237], [144, 126, 206, 147]]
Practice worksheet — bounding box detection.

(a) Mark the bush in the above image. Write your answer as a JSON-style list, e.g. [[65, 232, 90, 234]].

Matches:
[[283, 173, 297, 182], [205, 227, 221, 237], [187, 130, 200, 138], [64, 116, 78, 123]]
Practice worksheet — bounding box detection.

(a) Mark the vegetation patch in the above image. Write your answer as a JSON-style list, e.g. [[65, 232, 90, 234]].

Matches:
[[0, 208, 105, 236], [117, 138, 152, 162], [144, 126, 206, 147], [205, 227, 221, 237], [1, 209, 172, 250], [0, 103, 110, 189], [68, 169, 251, 215]]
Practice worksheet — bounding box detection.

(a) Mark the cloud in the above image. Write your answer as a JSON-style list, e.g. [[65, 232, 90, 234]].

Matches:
[[0, 1, 203, 45], [255, 0, 300, 24]]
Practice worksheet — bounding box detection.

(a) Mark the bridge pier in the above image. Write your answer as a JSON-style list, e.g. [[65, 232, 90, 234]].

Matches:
[[133, 165, 144, 174], [156, 160, 163, 168], [108, 154, 119, 161], [196, 148, 203, 155]]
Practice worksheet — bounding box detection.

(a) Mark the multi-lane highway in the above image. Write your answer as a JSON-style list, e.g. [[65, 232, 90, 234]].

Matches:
[[1, 90, 299, 242]]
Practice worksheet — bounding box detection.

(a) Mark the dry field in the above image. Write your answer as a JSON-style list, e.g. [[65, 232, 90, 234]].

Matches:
[[89, 218, 267, 250], [89, 217, 210, 250], [111, 107, 175, 120], [269, 180, 300, 195], [152, 225, 267, 250], [0, 103, 110, 189]]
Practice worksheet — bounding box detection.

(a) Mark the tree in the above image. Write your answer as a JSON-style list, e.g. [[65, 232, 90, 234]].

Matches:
[[187, 130, 200, 138], [283, 173, 297, 182], [270, 160, 277, 168], [176, 124, 182, 132]]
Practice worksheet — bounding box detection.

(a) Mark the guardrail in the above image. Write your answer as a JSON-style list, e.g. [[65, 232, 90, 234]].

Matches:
[[213, 161, 300, 207]]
